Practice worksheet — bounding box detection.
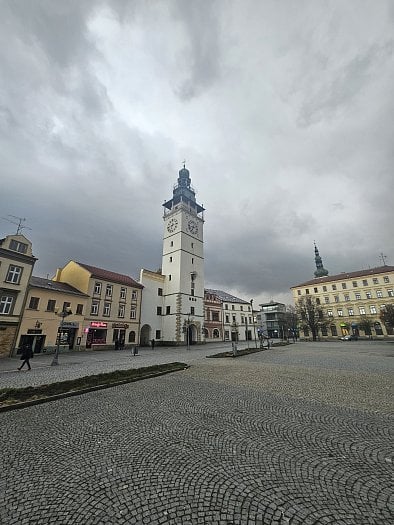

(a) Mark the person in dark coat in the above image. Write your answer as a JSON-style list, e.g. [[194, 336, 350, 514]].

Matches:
[[18, 344, 33, 371], [151, 339, 155, 349]]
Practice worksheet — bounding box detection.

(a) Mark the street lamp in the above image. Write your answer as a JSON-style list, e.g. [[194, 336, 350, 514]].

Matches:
[[250, 299, 258, 349], [51, 306, 73, 366]]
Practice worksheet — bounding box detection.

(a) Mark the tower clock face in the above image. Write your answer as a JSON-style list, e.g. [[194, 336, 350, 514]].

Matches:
[[187, 219, 198, 235], [167, 218, 178, 233]]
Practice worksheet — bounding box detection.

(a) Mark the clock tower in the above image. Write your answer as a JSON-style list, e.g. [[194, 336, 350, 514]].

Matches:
[[161, 165, 205, 344]]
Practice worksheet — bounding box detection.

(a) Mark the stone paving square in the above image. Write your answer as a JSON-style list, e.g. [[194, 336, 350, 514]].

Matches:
[[0, 341, 393, 524]]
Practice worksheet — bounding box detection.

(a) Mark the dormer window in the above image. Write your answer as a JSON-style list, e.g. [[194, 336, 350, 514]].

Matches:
[[9, 239, 28, 254]]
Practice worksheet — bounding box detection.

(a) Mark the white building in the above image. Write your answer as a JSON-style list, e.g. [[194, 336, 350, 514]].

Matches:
[[140, 165, 205, 345]]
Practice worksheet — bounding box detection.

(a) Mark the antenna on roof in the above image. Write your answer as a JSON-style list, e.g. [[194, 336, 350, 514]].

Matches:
[[379, 253, 388, 266], [1, 215, 32, 235]]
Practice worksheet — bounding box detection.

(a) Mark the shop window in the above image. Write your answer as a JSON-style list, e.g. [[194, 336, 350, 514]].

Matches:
[[29, 297, 40, 310], [330, 325, 338, 336], [374, 323, 383, 335], [6, 265, 22, 284], [128, 331, 136, 343], [321, 326, 328, 336]]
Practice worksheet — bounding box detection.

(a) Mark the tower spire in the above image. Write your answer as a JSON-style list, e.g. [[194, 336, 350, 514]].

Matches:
[[314, 242, 329, 278]]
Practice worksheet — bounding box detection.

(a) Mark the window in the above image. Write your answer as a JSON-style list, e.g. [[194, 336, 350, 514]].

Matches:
[[355, 293, 361, 300], [324, 296, 329, 303], [9, 239, 28, 253], [327, 310, 333, 317], [190, 289, 194, 296], [191, 307, 195, 315], [344, 294, 350, 301], [158, 288, 163, 296], [383, 276, 390, 283], [332, 284, 337, 291], [370, 305, 377, 314], [323, 286, 327, 292], [376, 290, 383, 298], [76, 304, 83, 315], [231, 305, 235, 310], [63, 302, 71, 311], [232, 315, 236, 322], [6, 265, 22, 284], [342, 283, 347, 289], [213, 329, 220, 338], [372, 277, 379, 284], [131, 290, 137, 300], [348, 308, 354, 316], [359, 306, 366, 315], [169, 275, 171, 281], [212, 312, 219, 322], [156, 306, 162, 316], [321, 326, 328, 336], [169, 256, 173, 262], [155, 330, 161, 339], [166, 306, 171, 315], [225, 315, 229, 323], [240, 306, 243, 311], [191, 258, 194, 264], [225, 304, 228, 310], [94, 282, 102, 294], [191, 242, 194, 248], [91, 301, 99, 315], [118, 304, 125, 318], [334, 296, 339, 303], [46, 299, 56, 312], [362, 280, 368, 286], [297, 290, 301, 295], [388, 289, 394, 297], [241, 316, 245, 323], [28, 297, 39, 309], [306, 289, 310, 294], [106, 284, 113, 297], [103, 302, 111, 316], [120, 287, 126, 299], [314, 287, 318, 293], [331, 325, 338, 336], [337, 309, 343, 317], [316, 298, 320, 305], [128, 331, 136, 343], [170, 241, 173, 247], [352, 281, 358, 288], [0, 295, 13, 314], [365, 291, 372, 299], [130, 307, 136, 319]]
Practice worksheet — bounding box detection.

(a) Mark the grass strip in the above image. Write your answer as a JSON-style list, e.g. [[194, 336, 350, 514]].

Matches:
[[0, 362, 188, 405]]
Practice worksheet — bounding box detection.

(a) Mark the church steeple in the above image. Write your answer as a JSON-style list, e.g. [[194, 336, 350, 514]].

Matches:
[[314, 242, 329, 278]]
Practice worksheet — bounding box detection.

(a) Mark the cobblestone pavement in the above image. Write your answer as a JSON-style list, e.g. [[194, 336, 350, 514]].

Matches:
[[0, 342, 393, 524]]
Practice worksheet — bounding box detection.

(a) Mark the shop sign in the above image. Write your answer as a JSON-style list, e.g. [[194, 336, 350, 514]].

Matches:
[[112, 323, 129, 329], [62, 322, 79, 328], [90, 321, 107, 328]]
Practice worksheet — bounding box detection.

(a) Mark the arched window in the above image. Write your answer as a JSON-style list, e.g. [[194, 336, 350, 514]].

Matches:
[[128, 331, 136, 343], [203, 328, 209, 338], [213, 329, 220, 338]]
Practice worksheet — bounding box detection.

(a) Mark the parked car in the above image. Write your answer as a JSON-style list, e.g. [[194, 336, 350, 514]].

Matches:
[[340, 334, 358, 341]]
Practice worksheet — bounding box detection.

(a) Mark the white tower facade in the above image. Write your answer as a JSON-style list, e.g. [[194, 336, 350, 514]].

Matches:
[[161, 166, 205, 344]]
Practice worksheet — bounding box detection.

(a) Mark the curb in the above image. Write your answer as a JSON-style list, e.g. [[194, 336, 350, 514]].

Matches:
[[0, 366, 189, 413]]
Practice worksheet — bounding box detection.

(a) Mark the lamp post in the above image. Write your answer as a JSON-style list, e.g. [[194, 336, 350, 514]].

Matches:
[[250, 299, 258, 348], [51, 306, 72, 366]]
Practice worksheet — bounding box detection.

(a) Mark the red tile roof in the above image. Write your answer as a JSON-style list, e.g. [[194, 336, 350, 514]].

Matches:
[[77, 262, 143, 288], [291, 265, 394, 288]]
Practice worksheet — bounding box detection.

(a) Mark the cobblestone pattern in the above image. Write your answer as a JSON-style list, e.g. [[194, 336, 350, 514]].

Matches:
[[1, 360, 393, 524]]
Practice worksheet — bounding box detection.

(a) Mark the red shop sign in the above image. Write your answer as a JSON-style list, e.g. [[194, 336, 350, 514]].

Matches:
[[90, 321, 107, 328]]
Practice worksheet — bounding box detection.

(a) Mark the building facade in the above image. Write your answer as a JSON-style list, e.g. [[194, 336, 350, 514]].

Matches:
[[204, 290, 223, 341], [139, 268, 166, 346], [0, 234, 37, 357], [15, 276, 88, 355], [257, 301, 287, 339], [161, 165, 205, 345], [53, 261, 143, 348], [291, 266, 394, 339]]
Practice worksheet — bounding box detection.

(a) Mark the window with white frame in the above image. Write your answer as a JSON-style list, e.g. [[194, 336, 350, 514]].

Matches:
[[373, 278, 378, 284], [94, 282, 102, 294], [355, 292, 361, 300], [106, 284, 113, 297], [103, 302, 111, 316], [9, 239, 28, 254], [130, 306, 136, 319], [337, 309, 343, 316], [324, 296, 329, 303], [365, 291, 372, 299], [388, 289, 394, 297], [327, 310, 333, 316], [376, 290, 383, 298], [348, 308, 354, 316], [120, 287, 126, 299], [91, 301, 99, 315], [118, 304, 125, 318], [131, 290, 137, 300], [6, 265, 22, 284], [342, 283, 347, 289], [359, 306, 366, 315], [383, 276, 390, 283], [352, 281, 358, 287], [334, 296, 339, 303], [0, 295, 13, 314], [370, 305, 377, 314], [363, 280, 368, 286], [344, 294, 350, 301]]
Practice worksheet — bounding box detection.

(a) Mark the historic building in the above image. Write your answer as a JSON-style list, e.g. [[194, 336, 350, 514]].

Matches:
[[160, 165, 205, 345], [291, 265, 394, 338], [0, 234, 37, 357], [257, 301, 287, 339], [204, 290, 223, 341], [139, 268, 166, 345], [205, 289, 254, 342], [15, 276, 88, 355], [53, 261, 143, 348]]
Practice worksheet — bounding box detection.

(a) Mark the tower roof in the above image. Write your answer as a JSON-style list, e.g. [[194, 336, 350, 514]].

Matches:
[[163, 164, 205, 213], [314, 242, 329, 278]]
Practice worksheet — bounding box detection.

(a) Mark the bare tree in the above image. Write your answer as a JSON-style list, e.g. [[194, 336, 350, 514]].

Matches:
[[285, 304, 298, 341], [296, 296, 327, 341], [357, 317, 375, 339]]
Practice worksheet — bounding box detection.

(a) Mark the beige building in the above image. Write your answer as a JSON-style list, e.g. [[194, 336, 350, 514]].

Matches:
[[0, 234, 37, 357], [291, 265, 394, 339], [53, 261, 143, 349], [15, 277, 88, 355]]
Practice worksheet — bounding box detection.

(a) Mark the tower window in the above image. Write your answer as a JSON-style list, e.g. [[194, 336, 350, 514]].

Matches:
[[169, 256, 173, 262], [170, 241, 173, 247], [169, 275, 172, 281], [191, 258, 194, 264], [190, 307, 195, 315], [158, 288, 163, 296], [157, 307, 162, 315], [166, 306, 171, 315]]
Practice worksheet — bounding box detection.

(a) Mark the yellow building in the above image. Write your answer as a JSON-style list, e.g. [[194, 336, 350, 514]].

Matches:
[[53, 261, 143, 348], [0, 234, 37, 357], [16, 277, 88, 355], [291, 265, 394, 339]]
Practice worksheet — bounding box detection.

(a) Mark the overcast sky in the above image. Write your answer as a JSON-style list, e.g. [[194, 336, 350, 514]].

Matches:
[[1, 0, 393, 305]]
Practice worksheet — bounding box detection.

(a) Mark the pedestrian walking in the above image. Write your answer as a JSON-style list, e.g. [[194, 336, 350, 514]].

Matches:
[[18, 344, 33, 371], [151, 338, 155, 349]]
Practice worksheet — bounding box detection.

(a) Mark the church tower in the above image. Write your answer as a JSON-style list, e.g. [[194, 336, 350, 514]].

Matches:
[[161, 165, 205, 344], [314, 242, 329, 278]]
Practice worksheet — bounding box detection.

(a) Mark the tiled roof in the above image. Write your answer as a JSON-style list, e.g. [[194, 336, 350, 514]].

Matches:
[[77, 262, 143, 288], [30, 276, 88, 296], [205, 288, 250, 304], [291, 265, 394, 288]]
